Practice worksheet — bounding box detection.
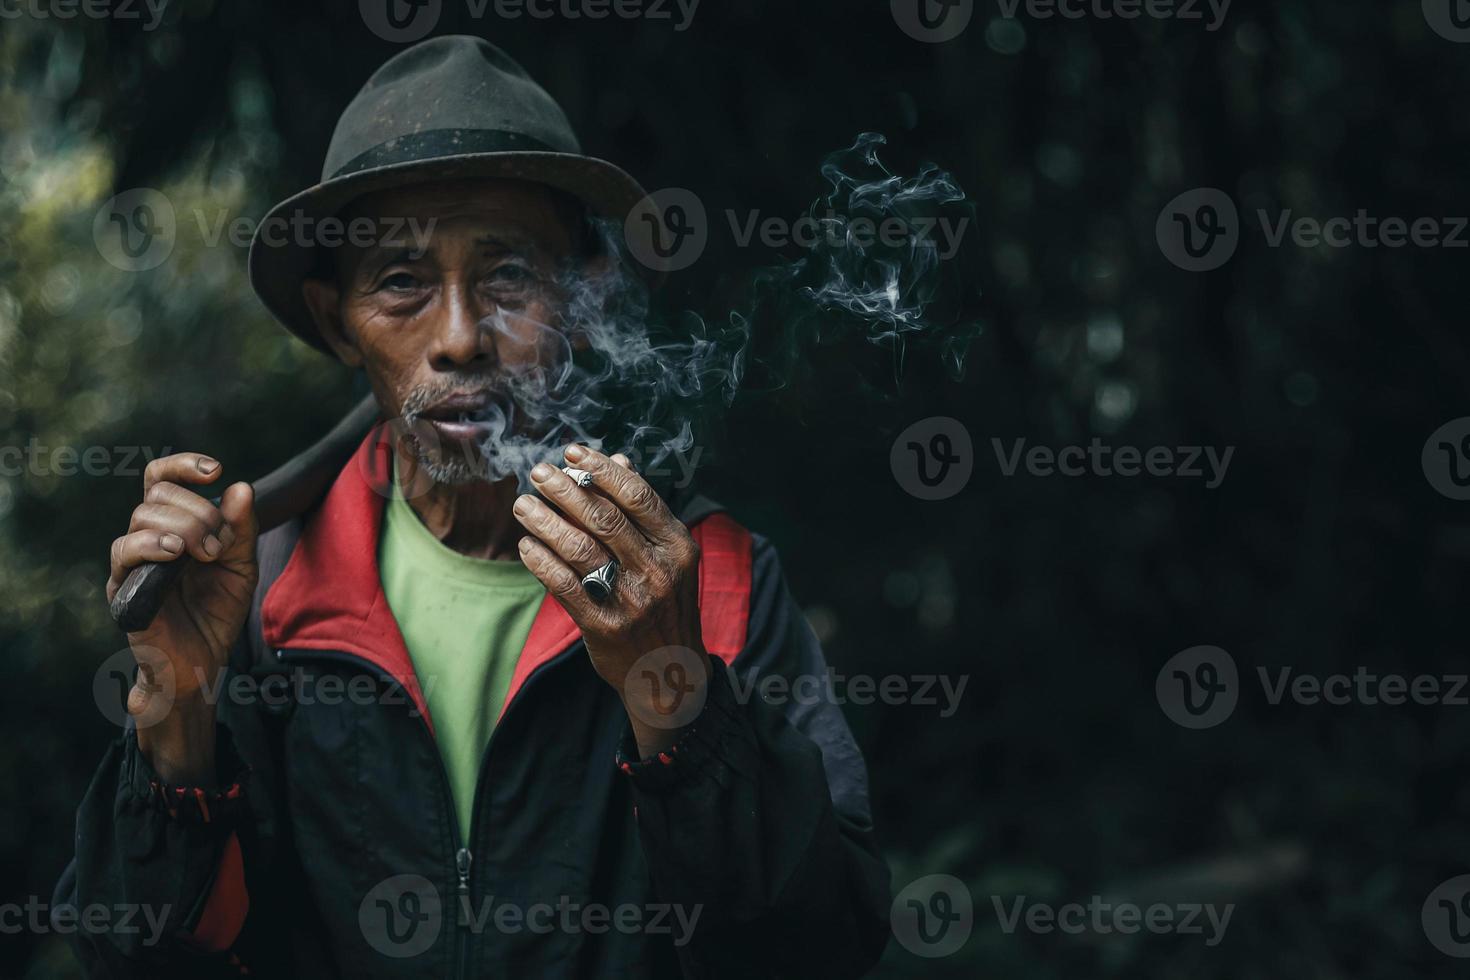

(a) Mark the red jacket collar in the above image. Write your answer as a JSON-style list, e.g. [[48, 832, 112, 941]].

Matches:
[[261, 426, 752, 731]]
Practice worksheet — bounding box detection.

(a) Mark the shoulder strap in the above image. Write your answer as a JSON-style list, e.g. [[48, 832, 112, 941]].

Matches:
[[239, 518, 305, 675]]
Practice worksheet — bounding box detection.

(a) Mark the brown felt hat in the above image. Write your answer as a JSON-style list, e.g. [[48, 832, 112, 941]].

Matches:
[[248, 35, 649, 354]]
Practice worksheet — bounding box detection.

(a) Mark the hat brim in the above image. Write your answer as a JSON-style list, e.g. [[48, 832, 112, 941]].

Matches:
[[247, 151, 649, 354]]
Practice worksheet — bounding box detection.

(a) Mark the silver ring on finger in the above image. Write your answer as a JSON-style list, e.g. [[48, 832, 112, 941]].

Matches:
[[581, 559, 619, 602]]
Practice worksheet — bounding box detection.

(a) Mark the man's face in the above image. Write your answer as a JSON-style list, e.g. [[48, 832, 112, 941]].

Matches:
[[303, 178, 584, 485]]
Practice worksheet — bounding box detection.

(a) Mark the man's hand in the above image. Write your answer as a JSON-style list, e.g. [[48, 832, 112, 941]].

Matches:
[[512, 444, 709, 758], [106, 453, 258, 783]]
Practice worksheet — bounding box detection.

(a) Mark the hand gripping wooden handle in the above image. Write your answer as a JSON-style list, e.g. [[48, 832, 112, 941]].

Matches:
[[109, 395, 380, 632]]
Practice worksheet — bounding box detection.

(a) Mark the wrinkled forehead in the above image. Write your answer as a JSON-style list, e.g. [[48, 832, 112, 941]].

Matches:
[[335, 177, 584, 269]]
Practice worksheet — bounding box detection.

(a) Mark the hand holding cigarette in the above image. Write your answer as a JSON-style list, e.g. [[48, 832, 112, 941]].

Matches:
[[514, 445, 709, 758]]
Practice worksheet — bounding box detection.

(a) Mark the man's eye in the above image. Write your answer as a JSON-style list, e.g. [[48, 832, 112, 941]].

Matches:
[[488, 263, 535, 285], [379, 272, 418, 292]]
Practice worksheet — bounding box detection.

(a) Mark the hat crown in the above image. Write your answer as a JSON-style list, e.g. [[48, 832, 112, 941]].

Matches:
[[322, 35, 581, 181]]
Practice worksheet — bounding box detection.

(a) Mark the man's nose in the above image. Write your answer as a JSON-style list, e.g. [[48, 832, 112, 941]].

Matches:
[[427, 287, 495, 371]]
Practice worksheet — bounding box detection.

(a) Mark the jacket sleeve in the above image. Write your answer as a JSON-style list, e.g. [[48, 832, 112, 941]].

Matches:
[[616, 533, 892, 978], [51, 713, 257, 979], [53, 524, 311, 977]]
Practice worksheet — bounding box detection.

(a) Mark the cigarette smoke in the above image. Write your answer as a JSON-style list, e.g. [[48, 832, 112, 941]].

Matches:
[[448, 132, 980, 491], [742, 132, 980, 386]]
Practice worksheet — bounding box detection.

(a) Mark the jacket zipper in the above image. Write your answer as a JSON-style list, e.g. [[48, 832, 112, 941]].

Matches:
[[276, 642, 584, 979], [275, 649, 468, 974], [455, 845, 473, 979], [454, 641, 585, 977]]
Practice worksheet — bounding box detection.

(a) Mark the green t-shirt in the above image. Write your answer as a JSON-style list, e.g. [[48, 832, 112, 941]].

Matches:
[[379, 484, 546, 842]]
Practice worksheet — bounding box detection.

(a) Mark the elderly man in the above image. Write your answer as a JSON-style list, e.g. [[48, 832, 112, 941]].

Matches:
[[55, 35, 889, 978]]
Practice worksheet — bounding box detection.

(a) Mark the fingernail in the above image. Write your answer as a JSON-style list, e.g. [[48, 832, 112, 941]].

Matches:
[[203, 535, 222, 557], [518, 536, 533, 553], [530, 463, 554, 482], [160, 533, 183, 554], [564, 444, 587, 462], [218, 525, 236, 549], [513, 495, 535, 517], [198, 457, 220, 474]]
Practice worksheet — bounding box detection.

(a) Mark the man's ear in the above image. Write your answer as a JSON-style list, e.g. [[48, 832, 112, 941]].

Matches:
[[302, 276, 363, 367]]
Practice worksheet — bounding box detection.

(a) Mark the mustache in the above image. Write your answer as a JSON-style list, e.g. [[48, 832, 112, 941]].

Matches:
[[399, 378, 517, 422]]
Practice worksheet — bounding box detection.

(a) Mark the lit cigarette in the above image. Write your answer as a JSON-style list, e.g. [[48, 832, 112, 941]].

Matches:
[[562, 466, 594, 488]]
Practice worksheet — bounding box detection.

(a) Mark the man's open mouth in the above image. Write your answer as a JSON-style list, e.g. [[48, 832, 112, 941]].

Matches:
[[413, 391, 513, 443]]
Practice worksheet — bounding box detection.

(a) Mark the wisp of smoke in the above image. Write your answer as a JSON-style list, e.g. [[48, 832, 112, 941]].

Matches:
[[739, 132, 981, 387], [450, 132, 980, 491]]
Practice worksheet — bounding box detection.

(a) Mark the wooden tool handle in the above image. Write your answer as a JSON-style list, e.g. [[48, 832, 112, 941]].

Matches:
[[108, 395, 380, 633]]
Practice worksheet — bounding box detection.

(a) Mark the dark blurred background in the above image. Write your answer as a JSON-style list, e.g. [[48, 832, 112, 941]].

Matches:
[[4, 0, 1470, 976]]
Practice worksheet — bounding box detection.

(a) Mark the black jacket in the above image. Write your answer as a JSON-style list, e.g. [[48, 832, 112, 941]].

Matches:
[[54, 434, 890, 978]]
